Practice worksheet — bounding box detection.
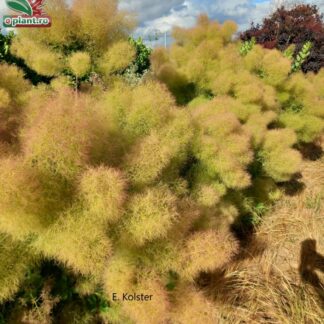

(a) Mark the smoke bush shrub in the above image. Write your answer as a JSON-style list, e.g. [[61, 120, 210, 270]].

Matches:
[[151, 15, 323, 145], [0, 158, 55, 238], [178, 230, 239, 281], [170, 284, 217, 323], [0, 64, 30, 144], [68, 51, 91, 78], [7, 0, 145, 88], [79, 166, 127, 224], [123, 186, 179, 246], [21, 91, 97, 181], [99, 41, 136, 77], [0, 9, 323, 324], [121, 276, 170, 324], [11, 37, 64, 77], [0, 234, 36, 303], [32, 207, 113, 277]]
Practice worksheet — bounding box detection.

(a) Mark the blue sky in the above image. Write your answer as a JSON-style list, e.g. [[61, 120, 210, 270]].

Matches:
[[1, 0, 323, 43], [117, 0, 324, 44]]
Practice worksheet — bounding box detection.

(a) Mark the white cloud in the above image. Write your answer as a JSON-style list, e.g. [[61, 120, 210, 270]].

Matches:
[[0, 1, 6, 12], [131, 0, 259, 44], [129, 0, 324, 45], [210, 0, 251, 16], [0, 1, 7, 31], [131, 0, 198, 45], [119, 0, 185, 23], [0, 1, 7, 17], [136, 1, 196, 33]]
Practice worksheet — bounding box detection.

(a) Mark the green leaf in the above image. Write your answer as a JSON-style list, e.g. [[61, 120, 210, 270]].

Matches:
[[5, 0, 33, 16]]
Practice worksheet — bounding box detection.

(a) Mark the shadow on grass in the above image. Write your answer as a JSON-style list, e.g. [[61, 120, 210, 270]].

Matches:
[[278, 173, 306, 196], [299, 239, 324, 302], [299, 142, 323, 161]]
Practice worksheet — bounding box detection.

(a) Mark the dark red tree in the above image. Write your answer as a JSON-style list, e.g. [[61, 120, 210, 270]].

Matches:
[[240, 4, 324, 73]]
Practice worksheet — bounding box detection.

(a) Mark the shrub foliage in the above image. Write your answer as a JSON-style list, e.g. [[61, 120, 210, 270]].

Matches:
[[0, 4, 323, 323]]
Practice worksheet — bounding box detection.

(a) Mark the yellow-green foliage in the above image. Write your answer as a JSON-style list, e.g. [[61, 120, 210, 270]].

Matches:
[[123, 186, 179, 246], [191, 101, 253, 191], [178, 230, 238, 281], [307, 69, 324, 97], [261, 129, 302, 182], [32, 207, 112, 277], [123, 82, 174, 138], [121, 276, 170, 324], [21, 90, 93, 182], [0, 158, 53, 239], [279, 112, 323, 143], [101, 303, 133, 324], [10, 0, 134, 81], [79, 166, 127, 224], [103, 252, 137, 297], [74, 276, 100, 296], [24, 0, 76, 45], [136, 239, 180, 275], [11, 37, 64, 77], [71, 0, 134, 53], [261, 50, 292, 87], [0, 88, 10, 109], [244, 111, 277, 147], [50, 75, 72, 91], [152, 15, 323, 143], [170, 284, 217, 324], [104, 81, 175, 141], [124, 111, 193, 187], [0, 64, 30, 105], [0, 234, 36, 302], [0, 12, 323, 323], [278, 72, 324, 142], [0, 64, 30, 143], [68, 51, 91, 77], [100, 41, 136, 76]]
